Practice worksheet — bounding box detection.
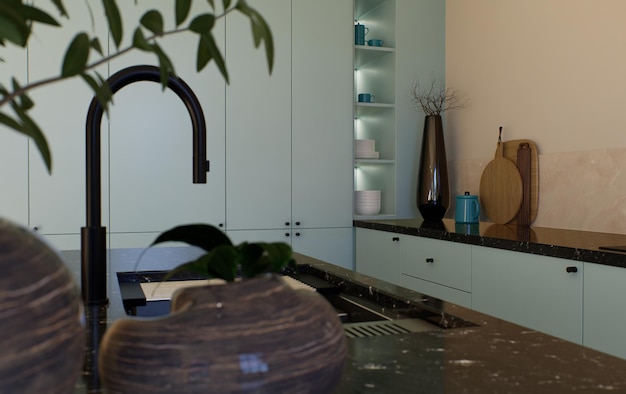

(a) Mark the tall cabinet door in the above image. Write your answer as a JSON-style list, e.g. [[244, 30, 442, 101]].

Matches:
[[291, 0, 354, 268], [292, 0, 353, 229], [0, 45, 28, 226], [107, 2, 226, 248], [28, 1, 109, 250], [225, 0, 292, 231]]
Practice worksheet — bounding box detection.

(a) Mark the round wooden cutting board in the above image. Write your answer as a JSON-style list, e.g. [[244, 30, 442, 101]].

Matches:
[[479, 141, 523, 224]]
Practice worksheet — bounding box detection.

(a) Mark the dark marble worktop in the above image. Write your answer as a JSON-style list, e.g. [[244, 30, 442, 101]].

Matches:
[[354, 218, 626, 268], [297, 254, 626, 393], [63, 246, 626, 393]]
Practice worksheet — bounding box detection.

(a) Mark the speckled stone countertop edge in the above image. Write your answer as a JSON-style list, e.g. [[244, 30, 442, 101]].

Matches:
[[354, 218, 626, 268]]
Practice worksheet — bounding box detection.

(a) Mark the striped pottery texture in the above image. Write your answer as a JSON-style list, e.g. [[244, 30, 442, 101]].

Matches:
[[0, 219, 85, 393], [99, 274, 347, 393]]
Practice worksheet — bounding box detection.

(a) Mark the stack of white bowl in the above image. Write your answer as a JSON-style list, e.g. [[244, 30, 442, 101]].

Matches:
[[355, 139, 379, 159], [355, 190, 381, 215]]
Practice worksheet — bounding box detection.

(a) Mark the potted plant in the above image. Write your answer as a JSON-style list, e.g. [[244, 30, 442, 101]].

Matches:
[[98, 224, 348, 393], [410, 79, 467, 221], [0, 1, 274, 392]]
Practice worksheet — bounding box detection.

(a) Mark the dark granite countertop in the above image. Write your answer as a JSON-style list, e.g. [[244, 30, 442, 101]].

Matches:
[[63, 247, 626, 393], [354, 218, 626, 268]]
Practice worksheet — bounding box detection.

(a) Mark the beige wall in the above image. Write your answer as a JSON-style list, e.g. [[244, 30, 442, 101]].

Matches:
[[446, 0, 626, 234]]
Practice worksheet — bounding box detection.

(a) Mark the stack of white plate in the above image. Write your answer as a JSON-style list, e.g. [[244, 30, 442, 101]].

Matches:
[[355, 139, 380, 159], [355, 190, 381, 215]]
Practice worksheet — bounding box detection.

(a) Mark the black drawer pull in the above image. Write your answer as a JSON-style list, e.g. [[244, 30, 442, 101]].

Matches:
[[426, 258, 434, 263], [566, 266, 578, 273], [392, 237, 400, 242]]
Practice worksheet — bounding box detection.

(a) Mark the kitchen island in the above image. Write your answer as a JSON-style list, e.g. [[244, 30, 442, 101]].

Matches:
[[62, 238, 626, 393]]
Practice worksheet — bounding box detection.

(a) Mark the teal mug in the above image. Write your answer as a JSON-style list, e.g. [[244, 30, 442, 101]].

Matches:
[[455, 192, 480, 224], [358, 93, 374, 103]]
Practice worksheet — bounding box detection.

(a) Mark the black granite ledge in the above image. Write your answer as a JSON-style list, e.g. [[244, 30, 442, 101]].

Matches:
[[65, 249, 626, 393], [354, 218, 626, 268], [294, 254, 626, 393]]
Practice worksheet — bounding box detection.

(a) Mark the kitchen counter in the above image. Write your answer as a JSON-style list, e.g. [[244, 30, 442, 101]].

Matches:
[[354, 218, 626, 268], [62, 244, 626, 393]]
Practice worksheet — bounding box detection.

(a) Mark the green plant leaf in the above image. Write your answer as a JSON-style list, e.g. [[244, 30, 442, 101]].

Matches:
[[49, 0, 68, 18], [132, 27, 150, 50], [175, 0, 191, 27], [161, 246, 239, 282], [81, 72, 112, 114], [239, 242, 294, 278], [188, 13, 215, 34], [235, 1, 273, 74], [4, 104, 52, 173], [0, 111, 21, 132], [18, 4, 61, 26], [90, 37, 103, 56], [196, 32, 228, 82], [61, 33, 89, 77], [151, 224, 233, 252], [140, 9, 164, 36], [102, 0, 122, 48], [11, 78, 33, 111], [222, 0, 232, 10], [0, 13, 28, 46], [200, 245, 239, 281]]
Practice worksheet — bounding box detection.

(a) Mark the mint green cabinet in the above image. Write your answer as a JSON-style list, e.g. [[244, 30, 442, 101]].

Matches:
[[356, 228, 402, 285], [583, 262, 626, 359], [472, 245, 583, 344], [401, 236, 472, 307], [0, 45, 28, 226]]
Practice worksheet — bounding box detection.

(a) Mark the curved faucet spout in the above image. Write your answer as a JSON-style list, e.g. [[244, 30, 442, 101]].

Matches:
[[82, 65, 209, 306]]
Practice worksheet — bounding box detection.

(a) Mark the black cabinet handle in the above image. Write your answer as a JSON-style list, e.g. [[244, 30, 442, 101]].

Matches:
[[32, 226, 39, 232], [392, 237, 400, 242], [295, 221, 301, 226], [285, 233, 290, 237], [218, 223, 224, 228], [295, 232, 301, 237], [426, 258, 434, 263], [566, 266, 578, 273], [285, 222, 290, 226]]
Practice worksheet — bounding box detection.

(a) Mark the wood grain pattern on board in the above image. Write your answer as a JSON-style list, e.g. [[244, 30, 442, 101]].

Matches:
[[479, 141, 523, 224], [503, 139, 539, 224]]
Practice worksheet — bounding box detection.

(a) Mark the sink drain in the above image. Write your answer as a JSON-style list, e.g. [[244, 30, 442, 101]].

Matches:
[[344, 318, 441, 338], [343, 320, 418, 338]]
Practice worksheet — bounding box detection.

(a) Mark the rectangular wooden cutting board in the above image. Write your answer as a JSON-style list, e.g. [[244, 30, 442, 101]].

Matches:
[[502, 139, 539, 224]]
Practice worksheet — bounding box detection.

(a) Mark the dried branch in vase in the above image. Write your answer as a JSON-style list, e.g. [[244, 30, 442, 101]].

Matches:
[[410, 79, 468, 116]]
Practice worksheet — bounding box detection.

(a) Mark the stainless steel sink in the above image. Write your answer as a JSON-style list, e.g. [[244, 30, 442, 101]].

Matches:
[[117, 268, 476, 338]]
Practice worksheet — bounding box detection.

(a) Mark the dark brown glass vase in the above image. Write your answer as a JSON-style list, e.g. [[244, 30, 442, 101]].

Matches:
[[417, 115, 450, 220]]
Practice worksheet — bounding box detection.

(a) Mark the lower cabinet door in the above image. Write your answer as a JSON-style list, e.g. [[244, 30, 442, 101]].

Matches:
[[583, 262, 626, 359], [355, 228, 401, 286], [401, 274, 471, 308], [472, 245, 583, 344], [227, 228, 354, 271]]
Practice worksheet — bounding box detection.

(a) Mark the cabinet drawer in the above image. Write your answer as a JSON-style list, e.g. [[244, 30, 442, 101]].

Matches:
[[401, 237, 471, 292], [401, 274, 471, 308]]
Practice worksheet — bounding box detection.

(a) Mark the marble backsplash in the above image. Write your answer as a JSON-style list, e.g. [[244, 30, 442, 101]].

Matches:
[[447, 147, 626, 235]]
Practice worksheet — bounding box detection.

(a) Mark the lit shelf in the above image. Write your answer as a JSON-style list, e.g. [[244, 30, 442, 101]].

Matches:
[[355, 46, 395, 68], [355, 103, 395, 118], [354, 159, 395, 166]]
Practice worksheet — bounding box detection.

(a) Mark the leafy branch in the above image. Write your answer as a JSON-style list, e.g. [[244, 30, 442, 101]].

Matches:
[[0, 0, 274, 173], [410, 79, 468, 116], [137, 224, 296, 282]]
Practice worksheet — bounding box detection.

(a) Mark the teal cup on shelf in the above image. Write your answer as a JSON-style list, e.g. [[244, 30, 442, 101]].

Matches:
[[455, 192, 480, 224], [357, 93, 374, 103]]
